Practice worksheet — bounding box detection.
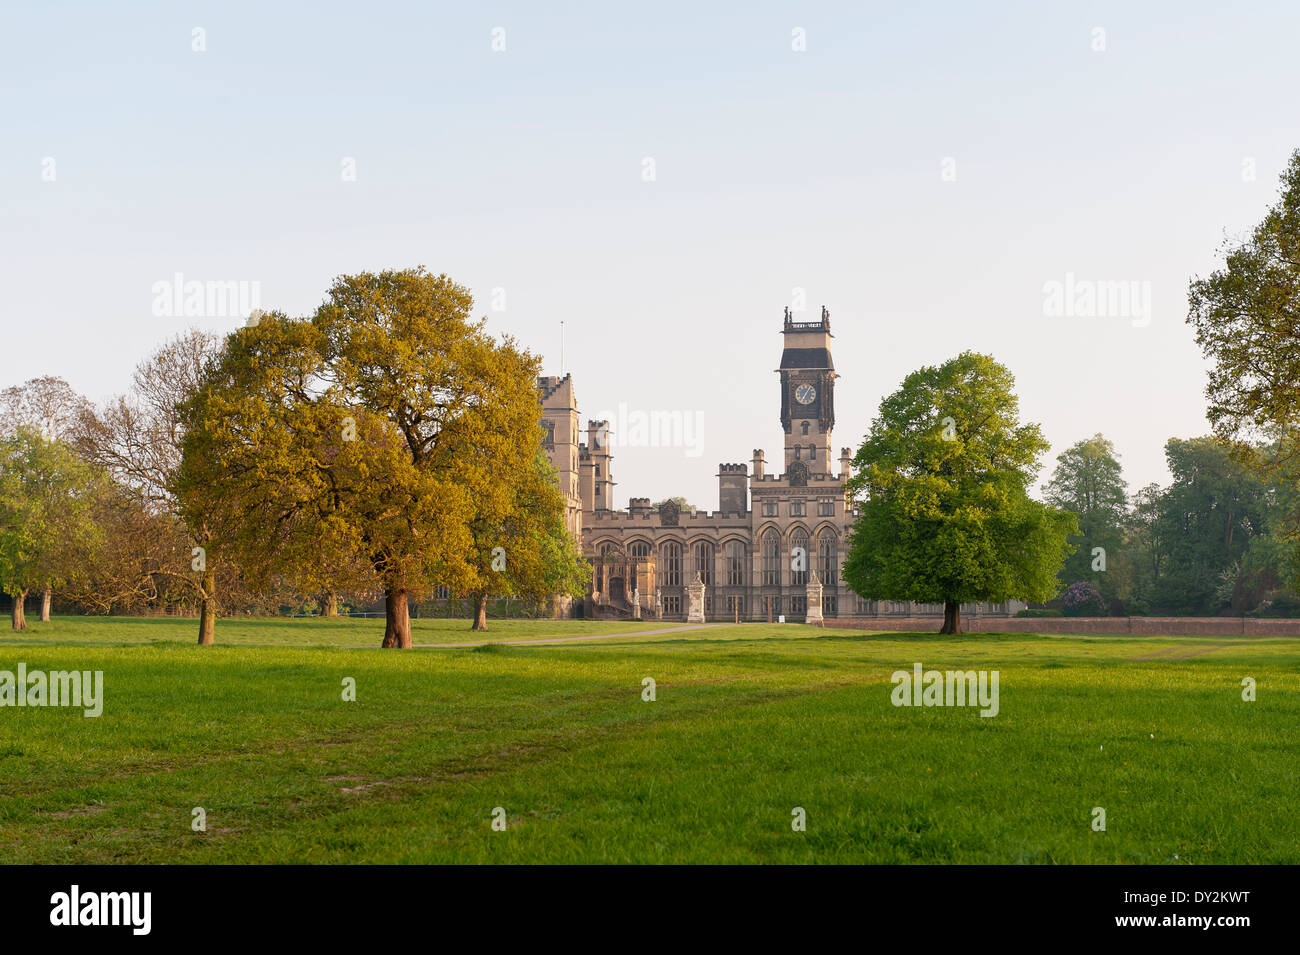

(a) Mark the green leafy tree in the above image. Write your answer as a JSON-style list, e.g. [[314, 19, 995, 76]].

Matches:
[[1043, 434, 1128, 606], [843, 352, 1076, 633], [464, 450, 589, 630], [1153, 437, 1280, 614], [1114, 482, 1166, 614], [1, 376, 96, 619], [0, 429, 105, 630], [1188, 150, 1300, 460], [1188, 150, 1300, 578]]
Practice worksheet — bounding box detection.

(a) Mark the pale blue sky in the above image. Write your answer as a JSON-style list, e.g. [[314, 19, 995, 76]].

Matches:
[[3, 1, 1298, 509]]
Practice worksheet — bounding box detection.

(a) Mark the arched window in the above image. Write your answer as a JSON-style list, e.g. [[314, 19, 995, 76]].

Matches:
[[630, 541, 649, 561], [762, 531, 781, 586], [694, 542, 714, 586], [725, 541, 745, 586], [818, 531, 837, 585], [791, 530, 809, 586], [662, 542, 681, 587], [800, 421, 810, 435]]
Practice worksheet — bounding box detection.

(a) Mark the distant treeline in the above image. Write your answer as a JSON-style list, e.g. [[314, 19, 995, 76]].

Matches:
[[1037, 434, 1298, 617]]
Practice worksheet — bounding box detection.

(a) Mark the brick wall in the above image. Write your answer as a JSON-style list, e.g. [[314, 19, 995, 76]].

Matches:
[[821, 616, 1300, 637]]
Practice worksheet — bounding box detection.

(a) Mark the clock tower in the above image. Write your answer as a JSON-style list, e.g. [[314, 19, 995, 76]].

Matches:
[[778, 305, 836, 474]]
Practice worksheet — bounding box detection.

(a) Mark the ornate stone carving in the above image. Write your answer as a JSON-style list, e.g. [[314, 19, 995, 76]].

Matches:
[[659, 498, 680, 526], [686, 571, 706, 623], [788, 459, 809, 487], [805, 569, 824, 625]]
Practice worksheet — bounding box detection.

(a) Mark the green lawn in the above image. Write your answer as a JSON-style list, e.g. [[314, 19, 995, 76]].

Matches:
[[2, 617, 1297, 863], [0, 614, 669, 647]]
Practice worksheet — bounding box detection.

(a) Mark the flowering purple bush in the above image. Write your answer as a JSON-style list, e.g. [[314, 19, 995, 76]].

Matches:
[[1061, 581, 1105, 617]]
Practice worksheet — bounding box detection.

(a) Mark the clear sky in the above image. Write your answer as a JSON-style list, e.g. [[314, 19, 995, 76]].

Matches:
[[3, 1, 1298, 511]]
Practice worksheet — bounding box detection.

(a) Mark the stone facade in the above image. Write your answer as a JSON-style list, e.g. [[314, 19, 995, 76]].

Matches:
[[538, 309, 1027, 622]]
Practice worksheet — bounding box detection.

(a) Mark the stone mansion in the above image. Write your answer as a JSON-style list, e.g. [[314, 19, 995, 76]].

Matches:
[[538, 309, 1026, 622]]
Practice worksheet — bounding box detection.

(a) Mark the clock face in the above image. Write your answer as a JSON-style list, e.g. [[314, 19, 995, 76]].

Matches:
[[794, 383, 816, 405]]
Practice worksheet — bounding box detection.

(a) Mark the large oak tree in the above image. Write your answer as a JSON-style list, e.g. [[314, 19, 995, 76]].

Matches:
[[177, 268, 562, 648]]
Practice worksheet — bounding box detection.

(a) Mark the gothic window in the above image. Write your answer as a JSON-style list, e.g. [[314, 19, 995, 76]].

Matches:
[[630, 541, 649, 561], [725, 541, 745, 586], [595, 465, 601, 477], [791, 529, 809, 586], [694, 542, 714, 586], [762, 531, 781, 586], [800, 421, 809, 435], [794, 446, 802, 460], [662, 542, 682, 587], [810, 445, 816, 460], [790, 500, 806, 517], [818, 499, 834, 516], [597, 543, 614, 593], [819, 531, 837, 584]]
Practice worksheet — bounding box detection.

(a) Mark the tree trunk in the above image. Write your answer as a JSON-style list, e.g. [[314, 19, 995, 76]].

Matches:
[[197, 570, 216, 645], [381, 588, 411, 648], [471, 593, 489, 631], [940, 599, 961, 635], [11, 590, 27, 631], [322, 592, 338, 617], [41, 587, 52, 622]]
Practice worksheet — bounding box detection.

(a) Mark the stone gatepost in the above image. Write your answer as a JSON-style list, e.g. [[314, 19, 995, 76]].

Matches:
[[805, 570, 824, 625], [686, 572, 707, 623]]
